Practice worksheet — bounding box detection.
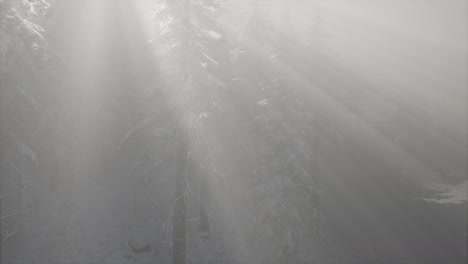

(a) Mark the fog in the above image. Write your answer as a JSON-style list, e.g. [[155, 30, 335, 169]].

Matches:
[[0, 0, 466, 263]]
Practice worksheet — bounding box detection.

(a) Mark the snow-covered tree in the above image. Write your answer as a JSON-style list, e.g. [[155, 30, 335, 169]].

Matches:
[[306, 2, 327, 56], [0, 0, 53, 245], [236, 2, 325, 263], [242, 0, 273, 47], [248, 89, 325, 263], [118, 1, 229, 263]]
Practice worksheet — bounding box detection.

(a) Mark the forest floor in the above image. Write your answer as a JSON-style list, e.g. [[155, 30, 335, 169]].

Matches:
[[3, 173, 159, 264]]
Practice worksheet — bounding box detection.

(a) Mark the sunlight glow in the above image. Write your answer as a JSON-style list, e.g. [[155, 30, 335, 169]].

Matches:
[[1, 0, 465, 263]]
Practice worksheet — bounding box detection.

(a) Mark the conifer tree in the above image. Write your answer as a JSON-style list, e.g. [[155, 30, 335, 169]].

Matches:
[[0, 0, 54, 248], [237, 1, 325, 263], [127, 1, 229, 263]]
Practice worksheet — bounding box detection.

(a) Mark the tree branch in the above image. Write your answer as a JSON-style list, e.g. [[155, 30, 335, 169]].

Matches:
[[0, 185, 40, 200], [0, 208, 32, 221]]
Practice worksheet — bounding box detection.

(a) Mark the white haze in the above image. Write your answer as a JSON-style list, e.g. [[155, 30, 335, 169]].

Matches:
[[0, 0, 466, 263]]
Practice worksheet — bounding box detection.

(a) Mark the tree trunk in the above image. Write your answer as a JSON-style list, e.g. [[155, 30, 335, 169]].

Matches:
[[173, 1, 191, 263], [198, 168, 210, 238], [172, 133, 188, 264]]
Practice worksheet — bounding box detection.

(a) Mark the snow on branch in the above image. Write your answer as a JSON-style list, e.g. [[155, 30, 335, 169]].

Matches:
[[118, 114, 161, 150], [0, 207, 32, 221], [1, 230, 18, 244], [0, 185, 39, 200], [10, 132, 38, 166], [200, 51, 219, 67]]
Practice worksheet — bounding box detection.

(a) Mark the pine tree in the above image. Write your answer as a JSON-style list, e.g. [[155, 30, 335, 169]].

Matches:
[[0, 0, 54, 248], [237, 1, 325, 263], [122, 1, 229, 263], [307, 4, 327, 55], [242, 0, 273, 47]]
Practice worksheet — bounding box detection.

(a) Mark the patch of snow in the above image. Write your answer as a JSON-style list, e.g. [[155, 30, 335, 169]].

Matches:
[[421, 181, 468, 205], [206, 30, 221, 40]]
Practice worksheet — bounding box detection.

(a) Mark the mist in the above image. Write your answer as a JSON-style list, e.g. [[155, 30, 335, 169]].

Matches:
[[1, 0, 466, 263]]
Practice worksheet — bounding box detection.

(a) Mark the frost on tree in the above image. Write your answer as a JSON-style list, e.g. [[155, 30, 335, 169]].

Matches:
[[235, 2, 326, 263], [0, 0, 53, 245], [117, 0, 230, 263]]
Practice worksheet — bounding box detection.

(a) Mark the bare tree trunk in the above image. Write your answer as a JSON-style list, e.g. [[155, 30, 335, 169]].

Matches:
[[172, 133, 188, 264], [172, 1, 191, 263], [199, 170, 210, 238]]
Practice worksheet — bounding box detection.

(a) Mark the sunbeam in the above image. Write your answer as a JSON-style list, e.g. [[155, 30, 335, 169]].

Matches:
[[1, 0, 466, 263]]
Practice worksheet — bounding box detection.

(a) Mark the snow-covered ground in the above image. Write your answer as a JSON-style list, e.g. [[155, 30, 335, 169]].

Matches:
[[422, 181, 468, 204], [3, 169, 164, 263]]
